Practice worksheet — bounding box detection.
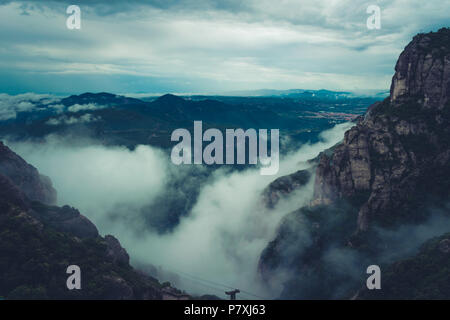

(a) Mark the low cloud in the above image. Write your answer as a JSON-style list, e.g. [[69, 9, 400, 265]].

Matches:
[[67, 103, 107, 112], [0, 92, 59, 120], [45, 113, 102, 125], [0, 93, 109, 123], [261, 196, 450, 299], [9, 137, 169, 223], [7, 122, 352, 299]]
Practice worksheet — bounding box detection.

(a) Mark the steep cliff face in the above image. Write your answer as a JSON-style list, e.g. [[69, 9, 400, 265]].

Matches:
[[390, 29, 450, 109], [259, 28, 450, 299], [0, 142, 173, 300], [313, 28, 450, 231]]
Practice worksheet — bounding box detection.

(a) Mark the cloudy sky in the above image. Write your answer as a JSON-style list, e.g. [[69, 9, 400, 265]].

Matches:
[[0, 0, 449, 95]]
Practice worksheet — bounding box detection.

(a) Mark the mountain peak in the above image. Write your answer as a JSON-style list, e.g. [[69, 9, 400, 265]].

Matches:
[[155, 94, 185, 103], [390, 27, 450, 108]]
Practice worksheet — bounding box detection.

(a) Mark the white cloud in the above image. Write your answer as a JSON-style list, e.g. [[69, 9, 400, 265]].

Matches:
[[46, 113, 101, 125], [67, 103, 106, 112], [6, 122, 353, 298], [8, 139, 169, 222], [0, 92, 59, 120], [47, 104, 65, 113]]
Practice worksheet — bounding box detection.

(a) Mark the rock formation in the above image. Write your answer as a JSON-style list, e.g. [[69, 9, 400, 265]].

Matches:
[[262, 169, 311, 208], [258, 28, 450, 299], [313, 28, 450, 231]]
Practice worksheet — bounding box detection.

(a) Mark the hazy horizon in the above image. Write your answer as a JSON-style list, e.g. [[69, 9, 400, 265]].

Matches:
[[0, 87, 390, 97]]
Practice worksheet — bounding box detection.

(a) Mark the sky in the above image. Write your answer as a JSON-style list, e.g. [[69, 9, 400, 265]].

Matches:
[[0, 0, 449, 95]]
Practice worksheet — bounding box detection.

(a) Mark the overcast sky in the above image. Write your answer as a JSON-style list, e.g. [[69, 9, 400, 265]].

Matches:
[[0, 0, 449, 95]]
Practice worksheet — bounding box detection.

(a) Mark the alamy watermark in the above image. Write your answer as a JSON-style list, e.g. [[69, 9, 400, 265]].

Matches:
[[366, 265, 381, 290], [366, 5, 381, 30], [170, 121, 279, 175], [66, 265, 81, 290], [66, 5, 81, 30]]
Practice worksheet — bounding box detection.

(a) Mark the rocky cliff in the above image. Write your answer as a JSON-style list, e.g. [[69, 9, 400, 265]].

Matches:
[[390, 29, 450, 108], [259, 28, 450, 299], [313, 28, 450, 231], [0, 142, 176, 300]]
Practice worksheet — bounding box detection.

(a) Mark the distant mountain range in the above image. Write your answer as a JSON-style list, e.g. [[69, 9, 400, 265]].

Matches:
[[0, 90, 381, 149], [219, 88, 390, 99]]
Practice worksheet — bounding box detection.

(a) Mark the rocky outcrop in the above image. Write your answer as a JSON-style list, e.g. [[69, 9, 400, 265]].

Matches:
[[0, 141, 56, 205], [0, 174, 30, 210], [105, 235, 130, 265], [29, 204, 99, 239], [262, 170, 311, 208], [390, 28, 450, 109], [312, 28, 450, 231]]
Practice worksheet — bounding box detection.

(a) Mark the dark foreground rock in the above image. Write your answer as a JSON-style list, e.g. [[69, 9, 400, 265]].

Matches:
[[0, 142, 179, 300], [0, 141, 56, 205]]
